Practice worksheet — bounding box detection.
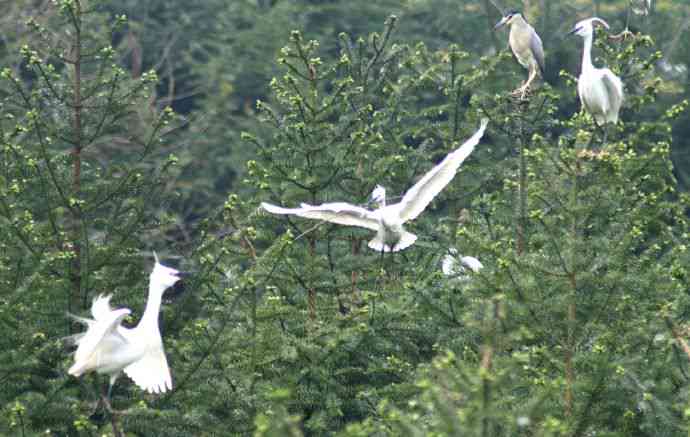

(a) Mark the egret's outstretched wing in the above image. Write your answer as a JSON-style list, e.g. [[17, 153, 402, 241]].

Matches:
[[68, 296, 130, 377], [123, 342, 172, 394], [262, 202, 379, 231], [398, 119, 488, 222], [91, 294, 115, 320], [601, 69, 623, 122]]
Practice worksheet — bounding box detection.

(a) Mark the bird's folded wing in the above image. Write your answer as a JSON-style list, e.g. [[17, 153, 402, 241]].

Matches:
[[124, 343, 172, 394], [398, 119, 488, 222], [531, 31, 545, 75], [69, 308, 130, 375], [601, 70, 623, 108], [262, 201, 379, 231]]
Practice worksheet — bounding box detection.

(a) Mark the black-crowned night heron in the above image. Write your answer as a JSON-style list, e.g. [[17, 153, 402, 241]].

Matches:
[[568, 18, 624, 126], [262, 119, 488, 253], [494, 10, 545, 99]]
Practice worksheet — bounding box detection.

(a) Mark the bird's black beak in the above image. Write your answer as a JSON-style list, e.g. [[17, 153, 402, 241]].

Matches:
[[494, 16, 509, 30], [175, 271, 193, 279], [566, 27, 579, 36]]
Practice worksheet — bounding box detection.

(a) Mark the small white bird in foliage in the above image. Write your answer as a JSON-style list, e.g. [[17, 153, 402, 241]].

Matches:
[[442, 248, 483, 279], [568, 17, 624, 126], [68, 254, 184, 395], [262, 119, 488, 252]]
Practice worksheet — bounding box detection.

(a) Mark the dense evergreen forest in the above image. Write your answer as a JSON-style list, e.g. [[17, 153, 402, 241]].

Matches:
[[2, 0, 690, 435]]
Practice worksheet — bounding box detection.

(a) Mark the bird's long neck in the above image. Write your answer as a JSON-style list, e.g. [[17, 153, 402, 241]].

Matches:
[[581, 33, 594, 73], [137, 280, 165, 330]]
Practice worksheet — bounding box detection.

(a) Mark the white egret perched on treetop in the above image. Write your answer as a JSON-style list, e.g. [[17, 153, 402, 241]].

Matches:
[[262, 118, 488, 253], [568, 18, 624, 126], [68, 254, 185, 397]]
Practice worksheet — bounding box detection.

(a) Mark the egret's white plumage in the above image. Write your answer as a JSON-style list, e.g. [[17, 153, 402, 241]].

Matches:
[[442, 248, 483, 279], [569, 18, 624, 125], [262, 119, 489, 253], [68, 256, 182, 394]]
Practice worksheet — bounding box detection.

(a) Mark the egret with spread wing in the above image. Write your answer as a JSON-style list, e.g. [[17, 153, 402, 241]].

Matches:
[[68, 254, 183, 396], [262, 119, 488, 253]]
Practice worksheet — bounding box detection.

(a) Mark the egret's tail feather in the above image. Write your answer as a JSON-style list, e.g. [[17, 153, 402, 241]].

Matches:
[[67, 312, 92, 326], [368, 237, 391, 253], [367, 232, 417, 253], [68, 361, 87, 377], [393, 232, 417, 252], [63, 312, 93, 347]]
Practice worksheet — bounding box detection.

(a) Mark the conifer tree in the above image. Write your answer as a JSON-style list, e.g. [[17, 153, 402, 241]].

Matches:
[[228, 15, 510, 434], [2, 2, 689, 436], [342, 21, 690, 437], [0, 1, 182, 434]]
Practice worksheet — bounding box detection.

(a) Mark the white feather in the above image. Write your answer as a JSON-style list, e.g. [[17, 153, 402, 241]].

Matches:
[[571, 17, 624, 125], [122, 340, 172, 394], [68, 297, 131, 377], [442, 249, 483, 278], [397, 118, 488, 222], [68, 258, 182, 394], [261, 202, 379, 231]]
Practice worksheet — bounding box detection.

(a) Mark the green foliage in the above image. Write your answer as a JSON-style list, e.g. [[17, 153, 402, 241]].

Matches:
[[245, 11, 690, 437], [0, 1, 183, 435]]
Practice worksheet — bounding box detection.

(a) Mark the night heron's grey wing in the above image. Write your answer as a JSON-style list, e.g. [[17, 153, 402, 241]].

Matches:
[[530, 30, 545, 76]]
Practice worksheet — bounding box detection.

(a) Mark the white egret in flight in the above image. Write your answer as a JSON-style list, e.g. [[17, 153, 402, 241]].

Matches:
[[68, 254, 184, 396], [568, 18, 624, 126], [262, 119, 488, 252]]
